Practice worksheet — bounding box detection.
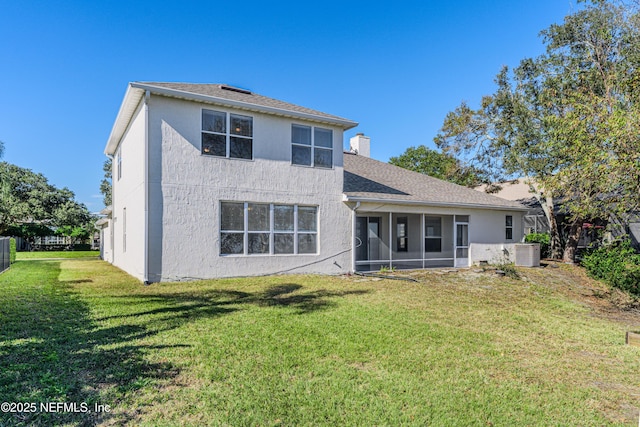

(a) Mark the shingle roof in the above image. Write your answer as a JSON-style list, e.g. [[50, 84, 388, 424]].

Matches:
[[343, 153, 527, 211], [136, 82, 356, 125], [106, 82, 357, 155]]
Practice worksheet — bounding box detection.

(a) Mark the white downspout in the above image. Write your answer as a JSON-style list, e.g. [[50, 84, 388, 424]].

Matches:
[[351, 201, 360, 273], [143, 90, 150, 285]]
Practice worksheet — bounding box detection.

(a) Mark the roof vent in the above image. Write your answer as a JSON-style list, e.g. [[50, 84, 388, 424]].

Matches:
[[219, 84, 252, 95]]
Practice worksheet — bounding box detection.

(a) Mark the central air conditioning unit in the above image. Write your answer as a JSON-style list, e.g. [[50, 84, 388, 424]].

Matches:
[[515, 243, 540, 267]]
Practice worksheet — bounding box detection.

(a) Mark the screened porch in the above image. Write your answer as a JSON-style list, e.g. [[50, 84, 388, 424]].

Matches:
[[354, 213, 470, 272]]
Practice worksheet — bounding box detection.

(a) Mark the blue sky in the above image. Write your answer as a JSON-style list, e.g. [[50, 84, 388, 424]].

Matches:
[[0, 1, 578, 212]]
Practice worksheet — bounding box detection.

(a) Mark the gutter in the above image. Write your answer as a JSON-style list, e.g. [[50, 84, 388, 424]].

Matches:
[[342, 195, 529, 212]]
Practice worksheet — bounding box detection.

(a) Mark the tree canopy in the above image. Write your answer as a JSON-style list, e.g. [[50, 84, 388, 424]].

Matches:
[[0, 162, 94, 236], [434, 0, 640, 261], [389, 145, 482, 187], [100, 158, 112, 207]]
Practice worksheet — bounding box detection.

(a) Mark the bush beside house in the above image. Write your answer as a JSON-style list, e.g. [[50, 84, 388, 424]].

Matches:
[[9, 238, 16, 264], [581, 241, 640, 297], [525, 233, 550, 259]]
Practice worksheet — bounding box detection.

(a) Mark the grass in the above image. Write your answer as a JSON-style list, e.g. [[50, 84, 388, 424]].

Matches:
[[0, 259, 639, 426], [15, 251, 100, 260]]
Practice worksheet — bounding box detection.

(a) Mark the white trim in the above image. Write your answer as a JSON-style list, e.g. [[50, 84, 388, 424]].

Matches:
[[291, 124, 334, 169], [388, 213, 393, 268], [143, 90, 150, 283], [106, 83, 357, 156], [201, 108, 254, 160], [131, 83, 358, 129], [220, 202, 318, 256], [343, 195, 529, 212]]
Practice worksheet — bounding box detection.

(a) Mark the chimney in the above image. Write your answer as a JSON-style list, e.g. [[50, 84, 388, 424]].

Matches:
[[349, 133, 370, 157]]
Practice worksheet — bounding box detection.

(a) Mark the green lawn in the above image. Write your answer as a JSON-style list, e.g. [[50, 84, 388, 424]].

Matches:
[[0, 259, 638, 426], [15, 250, 100, 260]]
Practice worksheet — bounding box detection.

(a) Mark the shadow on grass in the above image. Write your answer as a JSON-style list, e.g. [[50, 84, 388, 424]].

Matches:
[[99, 283, 370, 323], [0, 263, 368, 426], [0, 261, 179, 426]]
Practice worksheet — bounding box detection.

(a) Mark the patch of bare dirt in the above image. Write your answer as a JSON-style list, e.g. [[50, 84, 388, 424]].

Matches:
[[522, 261, 640, 326]]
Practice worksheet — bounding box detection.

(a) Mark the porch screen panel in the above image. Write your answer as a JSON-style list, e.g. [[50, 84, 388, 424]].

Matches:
[[425, 217, 442, 253]]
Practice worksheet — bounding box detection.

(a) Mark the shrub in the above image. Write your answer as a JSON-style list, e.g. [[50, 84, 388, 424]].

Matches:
[[581, 240, 640, 297], [525, 233, 550, 258], [71, 243, 92, 251], [9, 238, 16, 264], [494, 262, 520, 279]]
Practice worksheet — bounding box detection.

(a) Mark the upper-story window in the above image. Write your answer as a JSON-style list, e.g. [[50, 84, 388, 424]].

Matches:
[[116, 148, 122, 181], [291, 124, 333, 168], [202, 109, 253, 160]]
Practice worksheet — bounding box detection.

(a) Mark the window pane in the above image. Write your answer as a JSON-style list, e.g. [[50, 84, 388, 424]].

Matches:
[[230, 137, 252, 159], [505, 215, 513, 227], [298, 234, 317, 254], [203, 110, 226, 133], [248, 233, 270, 254], [274, 205, 294, 231], [314, 148, 332, 168], [202, 133, 226, 156], [425, 238, 442, 253], [298, 207, 317, 232], [230, 114, 253, 137], [274, 233, 294, 254], [248, 203, 269, 231], [456, 215, 470, 223], [506, 228, 513, 240], [456, 224, 469, 246], [221, 233, 244, 254], [314, 128, 332, 148], [292, 125, 311, 145], [221, 202, 244, 230], [425, 217, 441, 237], [292, 145, 311, 166]]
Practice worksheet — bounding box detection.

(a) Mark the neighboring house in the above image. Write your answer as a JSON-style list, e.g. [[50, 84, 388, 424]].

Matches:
[[102, 82, 527, 282], [96, 206, 113, 261], [475, 180, 640, 251], [475, 180, 549, 234]]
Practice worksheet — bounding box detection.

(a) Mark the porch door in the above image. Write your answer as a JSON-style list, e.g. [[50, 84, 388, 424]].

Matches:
[[356, 216, 381, 262], [454, 217, 469, 267]]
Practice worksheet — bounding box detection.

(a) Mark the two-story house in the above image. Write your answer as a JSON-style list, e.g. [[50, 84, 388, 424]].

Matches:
[[100, 82, 527, 283]]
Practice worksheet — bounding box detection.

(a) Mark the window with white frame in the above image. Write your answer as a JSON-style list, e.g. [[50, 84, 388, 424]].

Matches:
[[220, 202, 318, 255], [505, 215, 513, 240], [291, 124, 333, 168], [116, 148, 122, 181], [202, 109, 253, 159]]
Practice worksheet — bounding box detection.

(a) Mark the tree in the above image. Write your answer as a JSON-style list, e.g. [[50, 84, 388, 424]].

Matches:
[[0, 162, 93, 235], [0, 140, 4, 159], [389, 145, 483, 187], [435, 0, 640, 262], [100, 158, 112, 207], [55, 225, 92, 245]]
